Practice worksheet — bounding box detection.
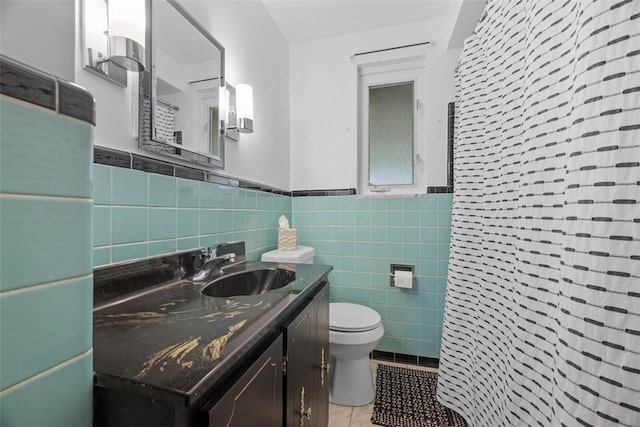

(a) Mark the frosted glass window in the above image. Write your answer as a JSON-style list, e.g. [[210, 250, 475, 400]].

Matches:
[[368, 82, 414, 186]]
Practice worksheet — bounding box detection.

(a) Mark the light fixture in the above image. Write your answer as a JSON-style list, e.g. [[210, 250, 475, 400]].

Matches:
[[224, 83, 254, 141], [235, 84, 254, 133], [82, 0, 146, 86], [107, 0, 146, 71]]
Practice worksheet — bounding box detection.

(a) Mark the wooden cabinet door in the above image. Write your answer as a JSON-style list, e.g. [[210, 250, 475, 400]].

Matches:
[[206, 334, 283, 427], [286, 302, 315, 427], [313, 285, 330, 427], [286, 282, 330, 427]]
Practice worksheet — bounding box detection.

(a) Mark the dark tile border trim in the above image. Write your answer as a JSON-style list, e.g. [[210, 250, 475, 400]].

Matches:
[[0, 54, 96, 125], [95, 146, 132, 169], [371, 350, 439, 368], [418, 356, 440, 369], [291, 189, 357, 197], [132, 154, 174, 176], [175, 165, 206, 182], [427, 186, 453, 194], [95, 146, 358, 197], [447, 101, 455, 189], [94, 145, 293, 195]]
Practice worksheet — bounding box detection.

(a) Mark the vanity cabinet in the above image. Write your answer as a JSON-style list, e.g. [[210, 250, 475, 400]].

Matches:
[[205, 334, 283, 426], [206, 282, 330, 427], [315, 285, 330, 427], [286, 284, 329, 427], [93, 257, 331, 427]]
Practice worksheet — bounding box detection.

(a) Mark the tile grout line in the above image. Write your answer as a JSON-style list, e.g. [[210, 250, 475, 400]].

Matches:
[[0, 193, 92, 202], [0, 348, 93, 395], [0, 273, 93, 297], [146, 173, 151, 260], [108, 166, 114, 264]]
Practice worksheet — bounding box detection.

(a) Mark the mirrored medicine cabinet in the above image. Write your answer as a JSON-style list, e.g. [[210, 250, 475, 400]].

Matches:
[[81, 0, 227, 168], [139, 0, 226, 168]]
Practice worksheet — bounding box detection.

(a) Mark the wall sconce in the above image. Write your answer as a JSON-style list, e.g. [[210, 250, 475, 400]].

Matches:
[[81, 0, 146, 87], [223, 83, 254, 141], [107, 0, 146, 71], [235, 84, 254, 133]]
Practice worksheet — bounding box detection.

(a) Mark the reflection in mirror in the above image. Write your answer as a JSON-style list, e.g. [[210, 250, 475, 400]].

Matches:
[[222, 83, 255, 142], [139, 0, 226, 168], [81, 0, 135, 87], [224, 84, 238, 142]]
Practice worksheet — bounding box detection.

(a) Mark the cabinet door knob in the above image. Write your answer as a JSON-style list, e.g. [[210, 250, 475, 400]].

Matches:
[[321, 347, 331, 375], [320, 348, 326, 387], [299, 387, 312, 426]]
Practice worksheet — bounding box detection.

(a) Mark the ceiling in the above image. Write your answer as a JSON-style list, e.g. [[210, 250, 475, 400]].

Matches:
[[262, 0, 452, 44]]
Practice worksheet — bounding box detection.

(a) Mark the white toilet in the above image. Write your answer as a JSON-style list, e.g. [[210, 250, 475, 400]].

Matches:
[[329, 302, 384, 406]]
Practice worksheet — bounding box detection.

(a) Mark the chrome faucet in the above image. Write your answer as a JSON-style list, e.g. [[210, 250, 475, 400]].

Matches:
[[192, 253, 236, 281], [193, 242, 245, 282]]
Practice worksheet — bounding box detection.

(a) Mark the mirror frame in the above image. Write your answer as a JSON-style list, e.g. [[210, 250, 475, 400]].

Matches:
[[141, 0, 226, 168]]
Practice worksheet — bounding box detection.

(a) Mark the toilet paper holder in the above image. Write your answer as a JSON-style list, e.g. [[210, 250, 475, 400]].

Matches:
[[390, 263, 415, 289]]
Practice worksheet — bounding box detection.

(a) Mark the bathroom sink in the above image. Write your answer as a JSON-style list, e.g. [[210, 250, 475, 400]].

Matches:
[[201, 268, 296, 297]]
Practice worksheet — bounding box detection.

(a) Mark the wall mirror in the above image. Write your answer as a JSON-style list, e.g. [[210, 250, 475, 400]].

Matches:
[[139, 0, 226, 168]]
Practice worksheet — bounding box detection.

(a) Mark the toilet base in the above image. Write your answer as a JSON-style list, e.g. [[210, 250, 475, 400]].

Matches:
[[329, 356, 375, 406]]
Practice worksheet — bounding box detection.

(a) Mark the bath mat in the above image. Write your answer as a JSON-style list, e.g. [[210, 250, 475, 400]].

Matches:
[[371, 364, 467, 427]]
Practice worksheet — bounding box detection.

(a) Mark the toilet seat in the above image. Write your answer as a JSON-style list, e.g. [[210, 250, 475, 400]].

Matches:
[[330, 302, 381, 332]]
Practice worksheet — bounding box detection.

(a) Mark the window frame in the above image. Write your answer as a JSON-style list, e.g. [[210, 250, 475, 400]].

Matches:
[[358, 61, 425, 195]]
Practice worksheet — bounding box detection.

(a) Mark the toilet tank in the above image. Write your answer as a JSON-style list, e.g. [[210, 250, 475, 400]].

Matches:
[[261, 246, 315, 264]]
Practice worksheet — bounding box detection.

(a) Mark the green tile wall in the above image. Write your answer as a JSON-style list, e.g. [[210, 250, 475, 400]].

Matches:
[[92, 165, 292, 266], [90, 154, 451, 361], [292, 194, 452, 358], [0, 97, 93, 426], [0, 351, 93, 427], [91, 167, 451, 360]]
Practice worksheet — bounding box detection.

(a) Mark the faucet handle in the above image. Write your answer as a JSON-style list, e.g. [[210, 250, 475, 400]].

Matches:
[[201, 246, 213, 260]]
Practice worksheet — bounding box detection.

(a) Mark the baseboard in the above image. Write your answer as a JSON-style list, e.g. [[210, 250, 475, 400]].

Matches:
[[370, 350, 440, 369]]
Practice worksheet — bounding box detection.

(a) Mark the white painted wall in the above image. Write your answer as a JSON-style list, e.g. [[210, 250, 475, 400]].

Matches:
[[289, 19, 461, 192], [1, 1, 473, 192], [178, 1, 290, 190], [0, 0, 75, 81], [443, 0, 487, 50]]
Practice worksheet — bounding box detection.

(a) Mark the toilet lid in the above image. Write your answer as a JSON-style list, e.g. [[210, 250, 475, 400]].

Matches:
[[330, 302, 381, 332]]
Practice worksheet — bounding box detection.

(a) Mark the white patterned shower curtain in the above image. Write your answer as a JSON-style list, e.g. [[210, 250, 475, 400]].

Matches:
[[437, 0, 640, 426]]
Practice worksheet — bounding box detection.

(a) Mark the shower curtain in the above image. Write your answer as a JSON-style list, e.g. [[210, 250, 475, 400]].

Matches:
[[437, 0, 640, 426]]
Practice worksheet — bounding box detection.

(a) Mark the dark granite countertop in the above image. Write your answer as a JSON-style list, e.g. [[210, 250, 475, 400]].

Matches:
[[93, 260, 332, 408]]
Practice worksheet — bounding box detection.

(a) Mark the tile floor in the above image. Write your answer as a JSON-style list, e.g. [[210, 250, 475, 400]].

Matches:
[[328, 360, 439, 427]]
